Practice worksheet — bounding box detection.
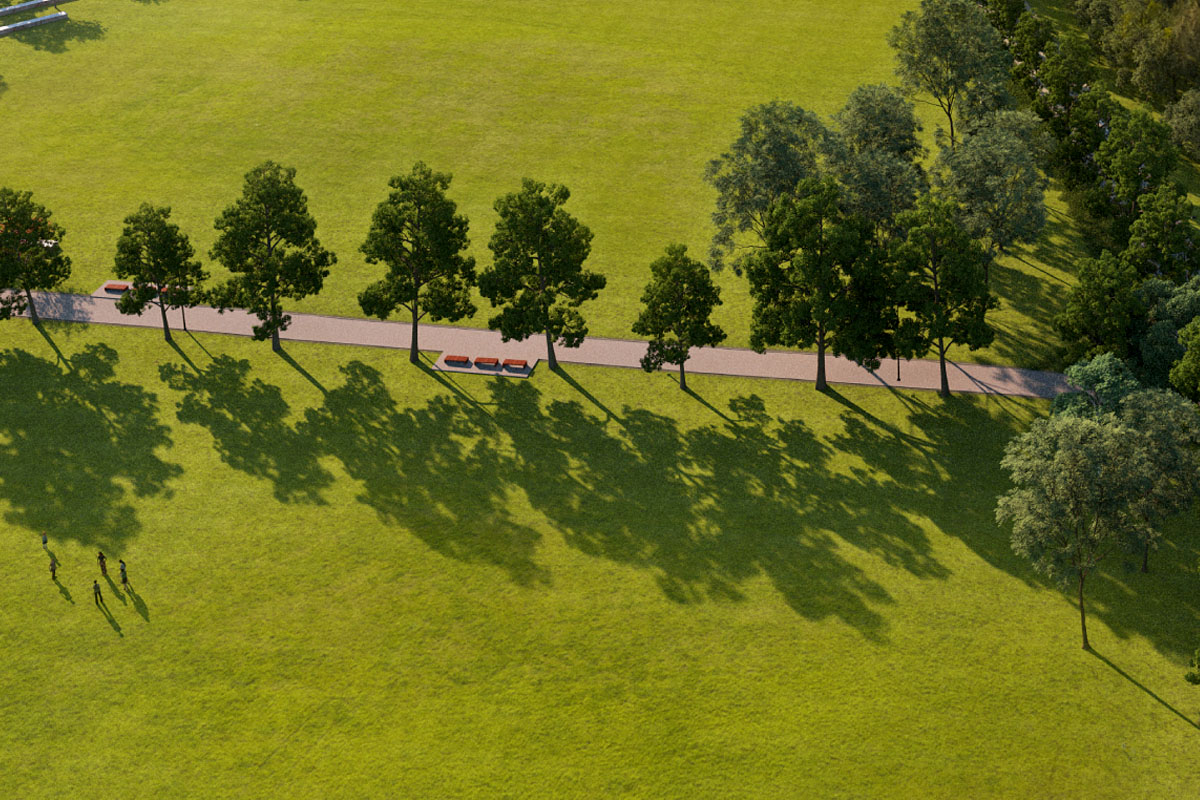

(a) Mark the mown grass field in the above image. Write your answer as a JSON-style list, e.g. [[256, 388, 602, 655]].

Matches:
[[1, 319, 1198, 798], [0, 0, 1094, 368]]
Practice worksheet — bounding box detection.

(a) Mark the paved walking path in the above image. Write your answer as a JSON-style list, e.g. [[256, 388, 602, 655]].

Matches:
[[15, 290, 1071, 399]]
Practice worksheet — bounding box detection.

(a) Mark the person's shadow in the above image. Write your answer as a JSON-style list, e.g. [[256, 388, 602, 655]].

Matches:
[[127, 585, 149, 621], [104, 574, 127, 605], [53, 577, 73, 604], [95, 597, 123, 637]]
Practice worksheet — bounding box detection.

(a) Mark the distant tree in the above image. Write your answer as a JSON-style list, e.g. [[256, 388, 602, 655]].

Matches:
[[112, 203, 207, 343], [893, 196, 996, 397], [704, 101, 829, 272], [1032, 36, 1097, 137], [1054, 251, 1142, 363], [1166, 88, 1200, 160], [1170, 318, 1200, 401], [1051, 353, 1141, 418], [0, 188, 70, 325], [830, 85, 926, 234], [997, 414, 1152, 650], [1115, 389, 1200, 572], [1095, 109, 1178, 224], [888, 0, 1010, 150], [1052, 91, 1123, 190], [1120, 184, 1199, 283], [478, 179, 604, 372], [208, 162, 336, 352], [1131, 276, 1200, 387], [357, 163, 476, 364], [979, 0, 1024, 34], [747, 178, 893, 391], [632, 244, 726, 391], [936, 123, 1047, 269], [1009, 11, 1057, 94]]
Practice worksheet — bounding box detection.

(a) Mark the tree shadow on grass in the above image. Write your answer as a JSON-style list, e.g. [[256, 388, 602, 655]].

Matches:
[[10, 17, 106, 53], [1089, 648, 1200, 730], [299, 361, 546, 585], [159, 355, 331, 504], [0, 344, 180, 550]]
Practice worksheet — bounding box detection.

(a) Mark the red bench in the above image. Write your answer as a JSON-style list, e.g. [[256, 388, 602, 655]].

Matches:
[[475, 357, 500, 368], [103, 281, 130, 293], [444, 354, 469, 366], [503, 359, 528, 370]]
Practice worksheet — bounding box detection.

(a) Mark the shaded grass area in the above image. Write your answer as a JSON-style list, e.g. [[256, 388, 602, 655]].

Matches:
[[1, 319, 1198, 797], [0, 0, 1077, 367]]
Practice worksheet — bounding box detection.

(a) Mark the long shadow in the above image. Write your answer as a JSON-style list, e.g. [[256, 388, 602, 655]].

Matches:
[[54, 578, 73, 604], [127, 585, 149, 621], [277, 348, 326, 394], [556, 366, 620, 422], [1089, 649, 1200, 730], [104, 574, 127, 605], [0, 343, 180, 549], [299, 361, 545, 584], [683, 384, 733, 422], [168, 339, 199, 373], [95, 600, 123, 636], [159, 355, 331, 503], [35, 322, 72, 369], [10, 17, 106, 53]]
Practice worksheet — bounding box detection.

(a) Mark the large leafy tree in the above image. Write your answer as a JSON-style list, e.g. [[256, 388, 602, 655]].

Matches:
[[1166, 88, 1200, 160], [357, 163, 476, 364], [747, 178, 893, 391], [0, 188, 71, 325], [893, 196, 996, 397], [1169, 317, 1200, 401], [112, 203, 208, 343], [936, 123, 1046, 267], [632, 244, 726, 391], [830, 85, 926, 235], [1114, 389, 1200, 572], [1051, 353, 1141, 418], [1053, 250, 1142, 363], [888, 0, 1010, 150], [704, 101, 829, 272], [1095, 109, 1178, 225], [1120, 184, 1198, 283], [478, 179, 604, 371], [209, 162, 336, 352], [997, 415, 1152, 650]]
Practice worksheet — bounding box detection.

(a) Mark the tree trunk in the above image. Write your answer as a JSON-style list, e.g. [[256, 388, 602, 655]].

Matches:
[[679, 359, 687, 392], [272, 327, 281, 353], [181, 305, 188, 332], [24, 287, 39, 325], [1078, 572, 1090, 650], [938, 337, 950, 398], [545, 329, 558, 372], [815, 330, 828, 392], [410, 303, 420, 365], [159, 298, 172, 343], [1141, 539, 1150, 574]]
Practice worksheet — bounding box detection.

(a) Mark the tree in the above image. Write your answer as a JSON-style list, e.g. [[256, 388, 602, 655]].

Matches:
[[1053, 251, 1142, 363], [478, 179, 604, 371], [997, 414, 1152, 649], [1009, 11, 1056, 94], [1115, 389, 1200, 572], [830, 85, 927, 235], [208, 162, 336, 352], [1032, 36, 1097, 138], [979, 0, 1024, 34], [889, 0, 1010, 150], [1166, 88, 1200, 160], [1095, 109, 1178, 224], [632, 244, 726, 391], [1052, 90, 1123, 191], [357, 163, 476, 364], [893, 196, 996, 397], [1187, 648, 1200, 685], [1131, 276, 1200, 387], [1120, 184, 1198, 283], [1169, 317, 1200, 401], [936, 123, 1047, 267], [112, 203, 207, 343], [0, 188, 71, 325], [704, 101, 829, 272], [746, 178, 893, 391], [1051, 353, 1141, 418]]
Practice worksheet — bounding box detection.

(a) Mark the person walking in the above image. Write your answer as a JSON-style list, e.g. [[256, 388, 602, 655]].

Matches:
[[97, 551, 107, 577], [49, 557, 58, 581], [119, 559, 128, 589], [93, 580, 103, 606], [41, 532, 48, 550]]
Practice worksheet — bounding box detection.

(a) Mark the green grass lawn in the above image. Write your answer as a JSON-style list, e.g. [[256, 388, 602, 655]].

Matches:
[[1, 319, 1198, 797], [0, 0, 1085, 368]]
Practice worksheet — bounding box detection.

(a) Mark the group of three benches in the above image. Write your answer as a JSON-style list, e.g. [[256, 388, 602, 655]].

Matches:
[[0, 0, 77, 39]]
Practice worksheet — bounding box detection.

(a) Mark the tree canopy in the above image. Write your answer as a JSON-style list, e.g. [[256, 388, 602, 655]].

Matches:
[[478, 179, 604, 371], [113, 203, 208, 342], [0, 188, 71, 325], [632, 244, 726, 391], [358, 162, 476, 364], [209, 162, 336, 352]]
